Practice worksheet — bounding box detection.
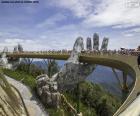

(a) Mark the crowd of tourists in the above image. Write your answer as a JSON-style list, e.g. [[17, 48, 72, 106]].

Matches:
[[19, 48, 140, 56]]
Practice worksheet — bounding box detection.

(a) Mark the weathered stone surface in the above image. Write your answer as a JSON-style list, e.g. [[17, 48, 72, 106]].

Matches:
[[36, 74, 61, 108], [52, 37, 95, 86], [0, 74, 27, 116], [36, 74, 49, 86], [101, 37, 109, 51], [93, 33, 99, 50], [67, 37, 84, 64], [0, 47, 12, 69], [51, 92, 60, 107], [86, 37, 92, 51], [0, 44, 23, 69], [55, 63, 95, 87], [5, 75, 48, 116], [41, 91, 51, 105]]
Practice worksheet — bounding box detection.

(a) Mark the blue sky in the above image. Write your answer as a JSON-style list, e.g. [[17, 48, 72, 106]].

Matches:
[[0, 0, 140, 51]]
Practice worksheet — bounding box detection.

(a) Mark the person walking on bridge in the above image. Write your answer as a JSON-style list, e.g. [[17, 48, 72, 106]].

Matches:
[[138, 54, 140, 69]]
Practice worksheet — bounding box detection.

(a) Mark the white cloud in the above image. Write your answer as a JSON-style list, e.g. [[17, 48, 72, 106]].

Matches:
[[37, 13, 66, 28], [0, 39, 43, 52], [112, 24, 136, 29], [5, 39, 24, 44], [122, 27, 140, 37], [0, 0, 140, 51], [123, 33, 134, 37], [84, 0, 140, 28], [0, 31, 139, 52], [0, 36, 76, 52], [128, 27, 140, 33], [50, 0, 94, 17], [50, 0, 140, 28], [109, 37, 140, 50]]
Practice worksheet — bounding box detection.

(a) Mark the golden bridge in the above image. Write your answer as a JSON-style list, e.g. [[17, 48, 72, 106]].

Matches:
[[6, 51, 140, 116]]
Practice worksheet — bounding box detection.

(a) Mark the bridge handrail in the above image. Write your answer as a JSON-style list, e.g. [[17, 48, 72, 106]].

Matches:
[[6, 50, 140, 57]]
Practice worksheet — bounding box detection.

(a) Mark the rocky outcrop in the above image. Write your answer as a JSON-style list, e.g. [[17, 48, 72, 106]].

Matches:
[[0, 47, 12, 69], [0, 73, 27, 116], [36, 74, 61, 108], [0, 44, 23, 69]]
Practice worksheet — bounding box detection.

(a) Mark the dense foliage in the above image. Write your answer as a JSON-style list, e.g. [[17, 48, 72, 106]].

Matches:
[[16, 63, 43, 77], [63, 82, 121, 116], [43, 59, 60, 77], [16, 59, 60, 78], [3, 69, 36, 90], [3, 61, 121, 116]]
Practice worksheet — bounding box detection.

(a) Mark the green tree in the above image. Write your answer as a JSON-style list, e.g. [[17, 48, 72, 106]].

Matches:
[[65, 82, 121, 116], [21, 58, 33, 73], [43, 59, 60, 77], [97, 98, 113, 116], [16, 61, 45, 77]]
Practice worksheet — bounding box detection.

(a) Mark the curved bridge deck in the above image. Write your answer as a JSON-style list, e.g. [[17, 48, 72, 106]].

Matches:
[[6, 52, 140, 116]]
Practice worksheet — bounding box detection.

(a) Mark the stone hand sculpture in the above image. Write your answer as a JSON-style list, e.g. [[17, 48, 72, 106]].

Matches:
[[36, 37, 96, 108], [0, 47, 12, 69], [0, 44, 24, 69], [52, 37, 95, 86]]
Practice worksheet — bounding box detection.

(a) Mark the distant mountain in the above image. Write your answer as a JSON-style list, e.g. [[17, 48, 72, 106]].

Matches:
[[33, 60, 65, 69], [87, 65, 133, 97]]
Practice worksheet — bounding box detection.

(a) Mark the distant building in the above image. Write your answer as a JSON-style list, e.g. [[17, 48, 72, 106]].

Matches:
[[86, 37, 92, 51], [100, 37, 109, 51], [93, 33, 99, 50]]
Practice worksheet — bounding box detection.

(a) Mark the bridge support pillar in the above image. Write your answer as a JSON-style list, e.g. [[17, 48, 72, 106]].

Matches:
[[122, 71, 128, 92], [121, 71, 129, 103]]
